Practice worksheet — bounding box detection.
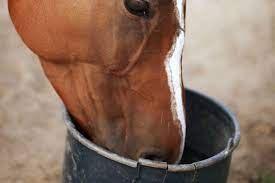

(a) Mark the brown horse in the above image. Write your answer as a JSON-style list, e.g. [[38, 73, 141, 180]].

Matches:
[[8, 0, 186, 163]]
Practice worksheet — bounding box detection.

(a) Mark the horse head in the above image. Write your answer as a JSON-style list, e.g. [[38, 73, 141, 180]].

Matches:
[[9, 0, 186, 163]]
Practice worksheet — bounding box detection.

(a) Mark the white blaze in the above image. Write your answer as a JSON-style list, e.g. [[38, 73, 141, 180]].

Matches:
[[165, 0, 186, 164]]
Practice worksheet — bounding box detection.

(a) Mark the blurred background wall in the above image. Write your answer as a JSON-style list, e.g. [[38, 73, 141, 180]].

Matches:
[[1, 0, 274, 182]]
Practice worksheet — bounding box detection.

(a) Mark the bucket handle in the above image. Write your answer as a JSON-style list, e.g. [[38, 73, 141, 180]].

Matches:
[[225, 138, 234, 155], [132, 158, 169, 183], [191, 164, 198, 183]]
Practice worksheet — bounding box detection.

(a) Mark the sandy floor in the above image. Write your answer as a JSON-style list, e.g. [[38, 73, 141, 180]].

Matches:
[[1, 0, 275, 183]]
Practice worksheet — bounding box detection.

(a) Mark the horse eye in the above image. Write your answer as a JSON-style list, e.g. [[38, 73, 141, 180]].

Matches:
[[124, 0, 150, 18]]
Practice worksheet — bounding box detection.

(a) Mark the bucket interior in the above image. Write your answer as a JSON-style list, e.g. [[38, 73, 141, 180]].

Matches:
[[181, 91, 236, 164]]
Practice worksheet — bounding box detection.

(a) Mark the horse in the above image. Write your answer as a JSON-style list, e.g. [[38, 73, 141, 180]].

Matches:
[[8, 0, 186, 163]]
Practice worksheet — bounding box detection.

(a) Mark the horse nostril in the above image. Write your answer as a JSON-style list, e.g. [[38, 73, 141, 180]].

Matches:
[[142, 154, 163, 161], [140, 151, 167, 162]]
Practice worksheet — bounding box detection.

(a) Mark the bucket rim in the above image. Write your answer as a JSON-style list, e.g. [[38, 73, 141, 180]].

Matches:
[[63, 88, 241, 172]]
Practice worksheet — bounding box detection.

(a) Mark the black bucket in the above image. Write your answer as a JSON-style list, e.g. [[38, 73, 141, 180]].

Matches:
[[62, 89, 240, 183]]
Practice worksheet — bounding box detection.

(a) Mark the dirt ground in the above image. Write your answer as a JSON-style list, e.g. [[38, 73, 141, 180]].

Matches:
[[0, 1, 274, 183]]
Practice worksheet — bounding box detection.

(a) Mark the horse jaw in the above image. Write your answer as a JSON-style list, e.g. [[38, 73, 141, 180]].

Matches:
[[164, 0, 186, 164]]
